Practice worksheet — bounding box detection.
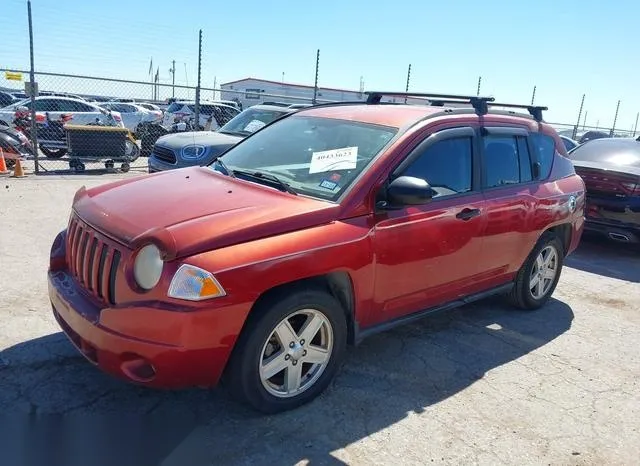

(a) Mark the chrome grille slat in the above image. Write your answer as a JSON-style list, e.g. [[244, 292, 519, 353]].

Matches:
[[65, 214, 125, 305]]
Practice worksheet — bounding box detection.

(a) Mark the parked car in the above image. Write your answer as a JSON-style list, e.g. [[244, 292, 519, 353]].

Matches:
[[0, 91, 19, 108], [162, 100, 240, 130], [559, 135, 580, 152], [48, 91, 585, 413], [137, 102, 163, 113], [578, 130, 609, 144], [148, 104, 297, 172], [98, 102, 162, 135], [568, 137, 640, 243], [0, 96, 124, 129]]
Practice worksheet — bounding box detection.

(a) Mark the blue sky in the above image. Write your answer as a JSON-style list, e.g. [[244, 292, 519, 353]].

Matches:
[[2, 0, 639, 129]]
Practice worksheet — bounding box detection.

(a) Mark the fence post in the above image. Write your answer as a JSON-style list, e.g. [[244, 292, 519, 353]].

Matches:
[[194, 29, 202, 130], [476, 76, 482, 96], [27, 0, 39, 174], [633, 112, 639, 137], [610, 100, 620, 137], [531, 85, 536, 105], [404, 64, 411, 104], [573, 94, 585, 140], [312, 49, 320, 104]]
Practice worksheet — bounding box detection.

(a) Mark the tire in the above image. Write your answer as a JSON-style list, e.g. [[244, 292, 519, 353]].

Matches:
[[125, 140, 140, 162], [40, 146, 67, 158], [225, 288, 347, 414], [508, 232, 564, 310]]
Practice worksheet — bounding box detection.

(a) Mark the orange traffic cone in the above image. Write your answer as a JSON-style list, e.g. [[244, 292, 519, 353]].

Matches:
[[11, 157, 27, 178], [0, 149, 9, 175]]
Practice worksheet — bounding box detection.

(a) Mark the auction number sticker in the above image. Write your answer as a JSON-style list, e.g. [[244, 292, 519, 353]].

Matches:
[[309, 146, 358, 174]]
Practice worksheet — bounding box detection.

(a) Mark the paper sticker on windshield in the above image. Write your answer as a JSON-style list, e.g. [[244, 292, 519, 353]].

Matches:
[[309, 146, 358, 174], [243, 120, 266, 133]]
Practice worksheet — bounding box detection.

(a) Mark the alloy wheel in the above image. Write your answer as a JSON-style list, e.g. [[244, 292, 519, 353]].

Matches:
[[529, 245, 559, 299], [259, 309, 333, 398]]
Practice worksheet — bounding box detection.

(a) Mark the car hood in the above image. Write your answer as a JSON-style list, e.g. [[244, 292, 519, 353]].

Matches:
[[72, 167, 339, 260], [155, 131, 242, 151]]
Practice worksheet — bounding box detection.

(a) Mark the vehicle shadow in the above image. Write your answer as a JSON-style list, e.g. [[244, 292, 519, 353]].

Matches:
[[0, 298, 573, 466], [565, 232, 640, 283]]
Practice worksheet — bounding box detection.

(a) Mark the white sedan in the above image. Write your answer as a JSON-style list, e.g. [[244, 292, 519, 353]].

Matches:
[[98, 102, 162, 134], [0, 96, 124, 128]]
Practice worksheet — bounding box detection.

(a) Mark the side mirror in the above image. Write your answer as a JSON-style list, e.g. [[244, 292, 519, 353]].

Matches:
[[382, 176, 435, 208]]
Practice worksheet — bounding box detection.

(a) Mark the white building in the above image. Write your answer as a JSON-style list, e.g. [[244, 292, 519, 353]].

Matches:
[[219, 77, 433, 110]]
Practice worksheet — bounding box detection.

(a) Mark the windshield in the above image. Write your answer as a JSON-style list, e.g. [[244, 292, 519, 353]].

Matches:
[[211, 115, 398, 201], [219, 107, 289, 136]]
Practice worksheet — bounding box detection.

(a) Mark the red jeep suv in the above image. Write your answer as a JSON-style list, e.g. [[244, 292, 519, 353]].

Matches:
[[48, 92, 585, 413]]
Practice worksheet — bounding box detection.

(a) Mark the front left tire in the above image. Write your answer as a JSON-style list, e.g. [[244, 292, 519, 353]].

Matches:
[[225, 288, 347, 414]]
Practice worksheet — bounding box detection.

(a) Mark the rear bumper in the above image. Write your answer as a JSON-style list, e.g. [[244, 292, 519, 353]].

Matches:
[[583, 219, 640, 243], [48, 269, 247, 389], [584, 195, 640, 243]]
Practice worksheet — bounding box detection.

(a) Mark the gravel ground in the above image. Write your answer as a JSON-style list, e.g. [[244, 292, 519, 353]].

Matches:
[[1, 170, 639, 466]]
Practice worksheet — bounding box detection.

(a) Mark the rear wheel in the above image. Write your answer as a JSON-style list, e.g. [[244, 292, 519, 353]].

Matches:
[[225, 289, 347, 414], [508, 232, 564, 310]]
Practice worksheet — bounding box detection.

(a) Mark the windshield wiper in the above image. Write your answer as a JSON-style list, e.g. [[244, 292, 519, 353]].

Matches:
[[211, 156, 235, 177], [232, 169, 298, 195], [218, 130, 249, 137]]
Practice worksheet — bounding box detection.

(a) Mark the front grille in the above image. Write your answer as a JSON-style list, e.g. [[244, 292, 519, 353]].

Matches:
[[66, 215, 122, 305], [153, 145, 177, 164]]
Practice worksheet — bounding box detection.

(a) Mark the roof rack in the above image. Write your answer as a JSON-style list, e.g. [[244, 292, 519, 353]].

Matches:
[[487, 102, 548, 122], [365, 91, 495, 115]]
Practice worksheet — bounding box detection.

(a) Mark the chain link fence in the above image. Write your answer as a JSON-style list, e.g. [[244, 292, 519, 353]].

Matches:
[[0, 69, 334, 175]]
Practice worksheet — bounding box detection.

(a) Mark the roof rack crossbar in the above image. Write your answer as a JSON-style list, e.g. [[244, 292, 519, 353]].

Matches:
[[365, 91, 495, 115], [486, 102, 548, 121]]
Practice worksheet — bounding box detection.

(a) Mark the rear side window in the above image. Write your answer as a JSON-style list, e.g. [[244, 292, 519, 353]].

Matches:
[[483, 136, 527, 188], [529, 133, 556, 179], [401, 137, 473, 198]]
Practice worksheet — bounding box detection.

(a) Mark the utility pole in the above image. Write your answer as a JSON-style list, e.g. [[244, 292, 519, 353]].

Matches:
[[27, 0, 38, 174], [476, 76, 482, 96], [169, 60, 176, 98], [582, 111, 588, 130], [312, 49, 320, 104], [610, 100, 620, 137], [531, 85, 536, 105], [404, 64, 411, 104], [574, 94, 585, 140]]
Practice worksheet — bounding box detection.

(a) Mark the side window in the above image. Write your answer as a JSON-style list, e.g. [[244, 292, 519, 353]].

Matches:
[[483, 135, 532, 188], [529, 133, 556, 179], [401, 137, 473, 198], [34, 99, 59, 112]]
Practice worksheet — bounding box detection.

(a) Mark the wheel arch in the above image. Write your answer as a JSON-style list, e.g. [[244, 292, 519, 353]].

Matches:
[[241, 271, 357, 346], [543, 223, 572, 256]]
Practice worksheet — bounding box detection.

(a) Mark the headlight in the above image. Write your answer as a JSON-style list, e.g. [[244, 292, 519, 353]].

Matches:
[[168, 264, 226, 301], [181, 145, 207, 159], [133, 244, 164, 290]]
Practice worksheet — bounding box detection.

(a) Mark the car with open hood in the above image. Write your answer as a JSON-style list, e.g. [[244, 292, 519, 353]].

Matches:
[[48, 91, 585, 413]]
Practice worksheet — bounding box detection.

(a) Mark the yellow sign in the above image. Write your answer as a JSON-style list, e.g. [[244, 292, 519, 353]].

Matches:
[[5, 71, 23, 81]]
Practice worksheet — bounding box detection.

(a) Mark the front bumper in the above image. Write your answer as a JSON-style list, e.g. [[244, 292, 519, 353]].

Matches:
[[48, 268, 248, 389]]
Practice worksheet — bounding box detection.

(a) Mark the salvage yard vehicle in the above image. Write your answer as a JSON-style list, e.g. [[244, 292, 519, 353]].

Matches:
[[162, 100, 240, 130], [48, 91, 585, 413], [148, 104, 297, 172], [568, 136, 640, 244]]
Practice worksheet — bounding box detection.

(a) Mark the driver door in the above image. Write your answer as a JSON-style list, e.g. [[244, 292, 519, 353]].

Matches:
[[370, 127, 488, 325]]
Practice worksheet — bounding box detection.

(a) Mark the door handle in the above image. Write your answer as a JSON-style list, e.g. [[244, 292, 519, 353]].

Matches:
[[456, 208, 481, 221]]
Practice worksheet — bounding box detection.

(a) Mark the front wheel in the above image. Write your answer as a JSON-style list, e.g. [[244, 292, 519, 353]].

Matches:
[[508, 232, 564, 310], [225, 289, 347, 414]]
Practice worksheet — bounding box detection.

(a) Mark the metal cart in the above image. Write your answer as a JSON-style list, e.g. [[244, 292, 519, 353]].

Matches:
[[65, 124, 140, 173]]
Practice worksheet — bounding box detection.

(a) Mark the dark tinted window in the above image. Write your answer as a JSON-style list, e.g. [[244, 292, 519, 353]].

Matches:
[[529, 133, 556, 179], [517, 137, 533, 182], [34, 99, 60, 112], [483, 136, 525, 188], [402, 137, 473, 198]]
